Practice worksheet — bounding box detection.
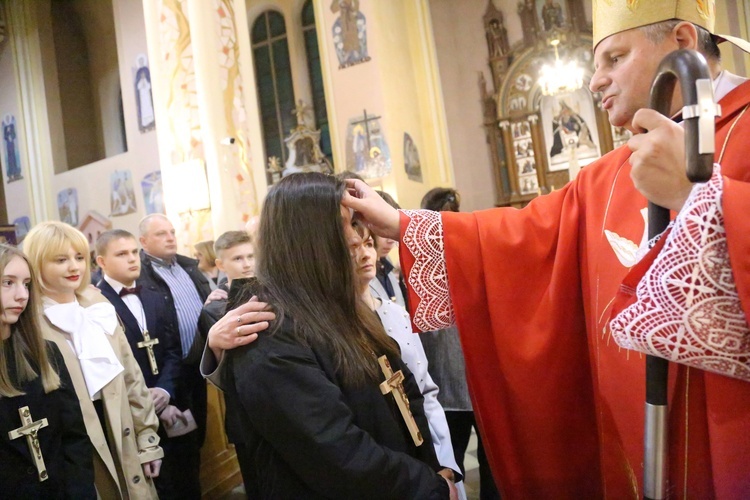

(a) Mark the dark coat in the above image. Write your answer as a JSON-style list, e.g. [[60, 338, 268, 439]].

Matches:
[[97, 278, 182, 399], [137, 250, 211, 447], [213, 320, 450, 499], [0, 341, 96, 499]]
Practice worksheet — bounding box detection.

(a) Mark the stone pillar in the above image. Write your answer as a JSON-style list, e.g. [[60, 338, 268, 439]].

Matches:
[[142, 0, 259, 251]]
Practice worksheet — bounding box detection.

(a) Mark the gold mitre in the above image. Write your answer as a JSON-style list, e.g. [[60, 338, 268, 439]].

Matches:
[[593, 0, 750, 53]]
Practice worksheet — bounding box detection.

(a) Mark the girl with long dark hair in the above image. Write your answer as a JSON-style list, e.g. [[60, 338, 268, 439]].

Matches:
[[209, 172, 455, 499], [0, 244, 95, 498]]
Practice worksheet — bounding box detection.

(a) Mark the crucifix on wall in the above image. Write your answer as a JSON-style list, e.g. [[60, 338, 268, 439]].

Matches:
[[347, 109, 391, 178]]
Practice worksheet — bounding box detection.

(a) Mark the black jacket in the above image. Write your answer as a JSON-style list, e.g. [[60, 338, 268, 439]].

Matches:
[[0, 341, 96, 499], [137, 251, 212, 363], [216, 320, 449, 499], [96, 278, 182, 399]]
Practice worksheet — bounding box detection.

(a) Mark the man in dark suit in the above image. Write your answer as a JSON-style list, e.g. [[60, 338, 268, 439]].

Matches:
[[137, 214, 215, 499], [94, 229, 184, 499]]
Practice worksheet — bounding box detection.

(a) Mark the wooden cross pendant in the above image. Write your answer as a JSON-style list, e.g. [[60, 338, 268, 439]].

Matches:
[[8, 406, 49, 481], [377, 355, 424, 446], [137, 329, 160, 375]]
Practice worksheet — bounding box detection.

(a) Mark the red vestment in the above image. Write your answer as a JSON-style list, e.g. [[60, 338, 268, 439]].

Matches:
[[400, 81, 750, 498]]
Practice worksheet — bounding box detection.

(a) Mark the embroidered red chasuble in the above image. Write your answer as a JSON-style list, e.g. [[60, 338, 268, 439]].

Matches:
[[399, 81, 750, 498]]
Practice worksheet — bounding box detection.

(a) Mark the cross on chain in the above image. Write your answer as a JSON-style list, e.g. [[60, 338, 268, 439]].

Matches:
[[8, 406, 49, 481], [137, 329, 160, 375], [378, 355, 424, 446]]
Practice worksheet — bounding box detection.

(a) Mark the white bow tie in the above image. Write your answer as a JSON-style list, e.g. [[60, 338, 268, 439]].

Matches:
[[45, 301, 124, 399]]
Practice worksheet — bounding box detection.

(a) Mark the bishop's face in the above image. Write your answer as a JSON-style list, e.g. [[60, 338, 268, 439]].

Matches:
[[590, 28, 680, 130]]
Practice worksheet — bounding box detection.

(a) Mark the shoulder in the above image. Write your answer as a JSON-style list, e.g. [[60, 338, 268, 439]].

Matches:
[[77, 286, 109, 306]]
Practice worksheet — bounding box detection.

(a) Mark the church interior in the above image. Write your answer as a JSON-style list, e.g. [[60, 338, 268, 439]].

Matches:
[[0, 0, 748, 497]]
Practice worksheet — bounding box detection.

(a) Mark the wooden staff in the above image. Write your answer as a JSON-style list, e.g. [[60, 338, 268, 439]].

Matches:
[[644, 48, 717, 500]]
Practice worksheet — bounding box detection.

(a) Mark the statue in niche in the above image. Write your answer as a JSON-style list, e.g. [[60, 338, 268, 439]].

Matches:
[[487, 17, 510, 58], [518, 0, 541, 44], [278, 100, 332, 180], [134, 54, 155, 133], [541, 0, 565, 31], [549, 100, 596, 159], [331, 0, 371, 69]]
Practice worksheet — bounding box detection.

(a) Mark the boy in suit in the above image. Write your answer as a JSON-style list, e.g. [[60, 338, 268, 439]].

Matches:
[[95, 229, 184, 499]]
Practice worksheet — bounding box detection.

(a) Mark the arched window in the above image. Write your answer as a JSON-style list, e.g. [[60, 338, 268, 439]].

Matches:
[[301, 0, 332, 166], [251, 10, 296, 183]]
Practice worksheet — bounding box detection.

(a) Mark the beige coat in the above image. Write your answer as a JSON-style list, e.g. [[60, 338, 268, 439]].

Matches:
[[40, 287, 163, 499]]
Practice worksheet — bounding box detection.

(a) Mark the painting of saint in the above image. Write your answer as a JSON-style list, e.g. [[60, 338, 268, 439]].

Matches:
[[540, 0, 565, 31], [57, 188, 79, 226], [331, 0, 371, 69], [2, 114, 22, 182], [141, 171, 165, 215], [404, 133, 422, 183], [110, 170, 138, 216], [134, 54, 155, 133], [540, 88, 600, 171]]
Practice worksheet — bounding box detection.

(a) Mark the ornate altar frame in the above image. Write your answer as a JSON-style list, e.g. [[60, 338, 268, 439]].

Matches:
[[480, 0, 630, 208]]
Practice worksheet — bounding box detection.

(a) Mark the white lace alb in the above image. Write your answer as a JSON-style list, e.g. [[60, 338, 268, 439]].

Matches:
[[610, 165, 750, 382], [401, 209, 454, 331]]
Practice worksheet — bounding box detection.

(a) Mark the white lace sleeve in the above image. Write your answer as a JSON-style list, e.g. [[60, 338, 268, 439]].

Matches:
[[401, 209, 455, 331], [610, 165, 750, 382]]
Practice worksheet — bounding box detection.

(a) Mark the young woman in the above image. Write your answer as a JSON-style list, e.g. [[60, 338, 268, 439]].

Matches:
[[0, 244, 95, 498], [24, 221, 163, 499], [207, 172, 456, 499], [352, 224, 466, 499]]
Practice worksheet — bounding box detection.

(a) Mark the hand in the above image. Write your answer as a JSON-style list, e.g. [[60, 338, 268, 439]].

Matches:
[[142, 459, 162, 478], [149, 388, 169, 414], [341, 179, 401, 240], [208, 297, 275, 361], [158, 404, 185, 428], [437, 468, 455, 483], [440, 475, 458, 500], [628, 109, 694, 211], [204, 288, 228, 305]]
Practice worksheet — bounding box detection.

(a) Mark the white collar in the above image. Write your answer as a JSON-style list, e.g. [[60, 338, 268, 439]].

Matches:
[[713, 70, 748, 103], [44, 299, 124, 399], [103, 274, 135, 294]]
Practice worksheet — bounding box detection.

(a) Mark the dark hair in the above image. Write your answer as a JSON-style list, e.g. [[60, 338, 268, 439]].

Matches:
[[95, 229, 136, 257], [640, 19, 721, 61], [0, 244, 60, 397], [335, 170, 366, 183], [421, 187, 461, 212], [256, 173, 398, 386], [375, 190, 400, 210]]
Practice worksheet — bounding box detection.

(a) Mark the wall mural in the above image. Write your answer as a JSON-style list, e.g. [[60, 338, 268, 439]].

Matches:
[[141, 171, 165, 215], [110, 170, 138, 217], [2, 114, 22, 183], [403, 133, 422, 183], [57, 188, 79, 226], [12, 216, 30, 243], [330, 0, 371, 69], [345, 110, 391, 179], [134, 54, 156, 133]]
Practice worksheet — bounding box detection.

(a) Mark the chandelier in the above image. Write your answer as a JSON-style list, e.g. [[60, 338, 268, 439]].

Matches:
[[538, 39, 584, 96]]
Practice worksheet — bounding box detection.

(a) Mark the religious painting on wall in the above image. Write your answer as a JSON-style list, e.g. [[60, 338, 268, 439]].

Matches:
[[512, 119, 539, 195], [141, 171, 165, 215], [330, 0, 371, 69], [57, 188, 79, 226], [134, 54, 155, 133], [345, 111, 391, 179], [539, 88, 600, 172], [110, 170, 137, 217], [536, 0, 567, 32], [403, 133, 422, 183], [12, 216, 31, 243], [2, 114, 23, 183]]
